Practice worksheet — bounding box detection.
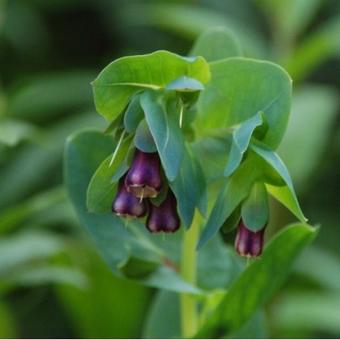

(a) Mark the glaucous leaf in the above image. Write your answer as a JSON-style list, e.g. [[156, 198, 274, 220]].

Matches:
[[134, 119, 157, 153], [271, 292, 340, 337], [169, 144, 207, 228], [64, 130, 200, 293], [251, 142, 306, 222], [278, 85, 338, 190], [286, 13, 340, 81], [197, 58, 292, 149], [140, 91, 184, 181], [120, 3, 268, 58], [258, 0, 323, 41], [92, 50, 210, 121], [124, 94, 144, 133], [165, 76, 204, 92], [143, 291, 181, 339], [190, 26, 242, 62], [0, 231, 64, 274], [86, 135, 132, 213], [0, 118, 37, 146], [196, 223, 318, 337], [8, 71, 94, 122], [197, 154, 263, 250], [224, 111, 264, 177]]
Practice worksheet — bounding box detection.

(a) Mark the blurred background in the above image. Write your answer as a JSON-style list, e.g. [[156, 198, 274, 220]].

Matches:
[[0, 0, 340, 338]]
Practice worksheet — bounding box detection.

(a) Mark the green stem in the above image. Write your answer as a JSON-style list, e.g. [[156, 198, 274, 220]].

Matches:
[[180, 210, 201, 338]]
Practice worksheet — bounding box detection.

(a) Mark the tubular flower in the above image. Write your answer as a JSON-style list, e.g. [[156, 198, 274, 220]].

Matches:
[[125, 149, 162, 198], [146, 190, 180, 233], [112, 177, 147, 218], [234, 220, 265, 258]]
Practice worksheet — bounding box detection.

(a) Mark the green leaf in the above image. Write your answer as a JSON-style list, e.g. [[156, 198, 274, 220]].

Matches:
[[0, 118, 37, 146], [286, 13, 340, 81], [221, 205, 241, 234], [0, 231, 64, 274], [295, 246, 340, 293], [193, 135, 232, 180], [278, 85, 338, 190], [143, 291, 180, 338], [258, 0, 323, 41], [196, 223, 318, 337], [4, 265, 88, 289], [228, 309, 268, 339], [169, 144, 207, 228], [56, 245, 151, 339], [250, 142, 306, 222], [86, 135, 132, 213], [124, 94, 144, 133], [190, 26, 242, 62], [0, 303, 15, 338], [165, 76, 204, 92], [241, 182, 269, 232], [0, 111, 104, 209], [104, 112, 124, 135], [65, 130, 201, 293], [8, 71, 94, 121], [65, 130, 129, 275], [197, 58, 292, 149], [197, 236, 241, 290], [224, 112, 264, 177], [121, 3, 267, 58], [271, 292, 340, 336], [133, 119, 157, 153], [92, 50, 210, 121], [197, 154, 262, 250], [141, 91, 184, 181]]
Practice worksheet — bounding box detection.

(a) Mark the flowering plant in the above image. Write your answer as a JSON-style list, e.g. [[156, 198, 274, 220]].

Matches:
[[64, 28, 317, 338]]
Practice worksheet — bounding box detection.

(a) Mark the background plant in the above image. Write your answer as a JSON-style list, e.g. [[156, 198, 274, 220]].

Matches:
[[0, 0, 340, 338]]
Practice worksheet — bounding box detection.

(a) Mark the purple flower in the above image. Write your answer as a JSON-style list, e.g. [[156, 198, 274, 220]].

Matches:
[[125, 149, 162, 198], [146, 190, 180, 233], [112, 177, 147, 218], [234, 220, 265, 258]]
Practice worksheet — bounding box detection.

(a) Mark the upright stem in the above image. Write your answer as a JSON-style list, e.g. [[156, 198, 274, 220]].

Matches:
[[180, 210, 201, 338]]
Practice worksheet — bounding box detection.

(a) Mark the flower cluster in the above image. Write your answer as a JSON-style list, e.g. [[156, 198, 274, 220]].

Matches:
[[112, 149, 180, 233]]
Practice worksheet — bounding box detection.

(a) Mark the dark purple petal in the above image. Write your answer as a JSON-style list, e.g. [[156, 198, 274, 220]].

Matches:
[[112, 177, 147, 218], [234, 220, 265, 258], [146, 190, 180, 233], [125, 149, 162, 198]]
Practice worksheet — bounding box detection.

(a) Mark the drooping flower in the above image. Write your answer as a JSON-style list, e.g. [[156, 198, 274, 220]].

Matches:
[[234, 220, 265, 258], [125, 149, 162, 198], [146, 190, 180, 233], [112, 176, 147, 218]]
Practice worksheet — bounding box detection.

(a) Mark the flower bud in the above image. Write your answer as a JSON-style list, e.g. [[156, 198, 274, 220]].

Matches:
[[234, 220, 265, 258], [146, 190, 180, 233], [125, 149, 162, 198], [112, 177, 147, 218]]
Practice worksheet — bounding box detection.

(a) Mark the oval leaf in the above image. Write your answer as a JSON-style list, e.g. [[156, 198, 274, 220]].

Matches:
[[196, 223, 318, 337], [92, 50, 210, 121], [197, 58, 292, 149], [140, 91, 184, 181], [190, 26, 243, 62], [86, 135, 132, 213], [65, 130, 200, 293], [197, 154, 263, 250]]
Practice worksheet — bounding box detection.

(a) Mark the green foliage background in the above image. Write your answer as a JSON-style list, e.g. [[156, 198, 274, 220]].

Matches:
[[0, 0, 340, 338]]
